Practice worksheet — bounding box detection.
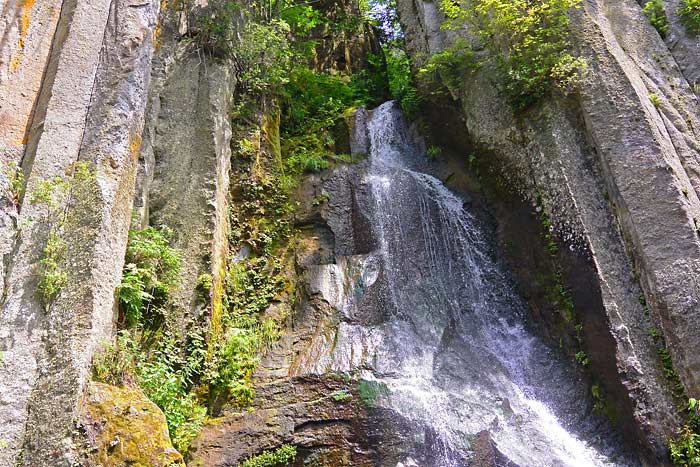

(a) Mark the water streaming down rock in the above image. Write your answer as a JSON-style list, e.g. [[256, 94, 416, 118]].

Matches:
[[300, 101, 638, 466]]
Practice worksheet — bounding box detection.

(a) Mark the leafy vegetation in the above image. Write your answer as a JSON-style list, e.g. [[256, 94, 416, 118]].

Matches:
[[670, 399, 700, 466], [417, 39, 477, 96], [437, 0, 586, 108], [118, 226, 182, 328], [575, 350, 589, 366], [649, 92, 662, 108], [238, 444, 297, 467], [93, 330, 207, 453], [680, 0, 700, 34], [135, 334, 208, 452], [643, 0, 670, 38], [385, 46, 420, 116], [426, 145, 442, 159], [206, 144, 295, 407], [97, 225, 206, 453], [366, 0, 421, 115], [5, 161, 25, 206], [332, 390, 352, 401], [649, 322, 686, 399], [30, 177, 69, 304]]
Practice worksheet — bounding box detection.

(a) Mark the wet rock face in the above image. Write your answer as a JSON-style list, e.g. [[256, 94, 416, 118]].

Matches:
[[395, 0, 700, 459], [189, 375, 468, 467], [78, 382, 184, 467]]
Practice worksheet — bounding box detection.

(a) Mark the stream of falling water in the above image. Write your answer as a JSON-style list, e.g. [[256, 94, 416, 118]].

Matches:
[[361, 101, 637, 467]]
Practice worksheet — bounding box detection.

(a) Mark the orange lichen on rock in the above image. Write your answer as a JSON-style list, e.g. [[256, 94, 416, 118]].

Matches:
[[19, 0, 37, 48], [129, 133, 143, 162], [10, 0, 37, 71]]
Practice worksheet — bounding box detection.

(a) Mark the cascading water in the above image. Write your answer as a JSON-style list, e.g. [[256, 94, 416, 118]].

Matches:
[[300, 101, 638, 466]]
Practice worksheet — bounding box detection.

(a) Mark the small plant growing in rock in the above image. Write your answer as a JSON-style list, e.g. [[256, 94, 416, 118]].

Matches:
[[38, 229, 68, 302], [196, 272, 213, 300], [331, 390, 352, 401], [575, 350, 589, 366], [649, 92, 662, 108], [670, 399, 700, 466], [92, 331, 139, 385], [643, 0, 670, 38], [426, 145, 442, 159], [358, 380, 388, 407], [30, 175, 70, 305], [311, 191, 330, 207], [238, 138, 257, 158], [5, 161, 25, 206], [29, 162, 97, 305], [238, 443, 297, 467]]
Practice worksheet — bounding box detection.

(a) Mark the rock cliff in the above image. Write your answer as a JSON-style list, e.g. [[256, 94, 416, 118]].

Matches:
[[395, 0, 700, 460], [2, 0, 700, 465]]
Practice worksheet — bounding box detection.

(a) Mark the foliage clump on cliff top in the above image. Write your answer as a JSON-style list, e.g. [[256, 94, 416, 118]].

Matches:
[[432, 0, 586, 108]]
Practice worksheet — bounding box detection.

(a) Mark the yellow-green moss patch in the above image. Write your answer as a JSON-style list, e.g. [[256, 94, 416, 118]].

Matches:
[[80, 382, 185, 467]]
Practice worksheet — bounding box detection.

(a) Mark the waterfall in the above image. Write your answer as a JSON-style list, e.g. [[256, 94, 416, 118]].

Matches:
[[355, 102, 637, 466]]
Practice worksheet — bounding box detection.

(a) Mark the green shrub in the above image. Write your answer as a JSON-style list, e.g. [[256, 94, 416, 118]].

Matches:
[[417, 39, 477, 95], [438, 0, 586, 108], [193, 0, 243, 56], [670, 399, 700, 466], [671, 426, 700, 466], [643, 0, 670, 38], [239, 444, 297, 467], [118, 226, 182, 328], [137, 354, 206, 452], [426, 145, 442, 159], [206, 328, 260, 406], [680, 0, 700, 34], [92, 330, 207, 454], [385, 45, 420, 116], [238, 20, 294, 93], [6, 161, 25, 206]]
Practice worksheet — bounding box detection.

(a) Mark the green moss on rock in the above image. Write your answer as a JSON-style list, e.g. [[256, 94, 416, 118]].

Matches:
[[79, 382, 185, 467]]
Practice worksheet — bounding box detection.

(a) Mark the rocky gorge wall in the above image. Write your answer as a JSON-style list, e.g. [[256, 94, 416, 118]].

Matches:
[[2, 0, 700, 465], [0, 0, 388, 465], [0, 0, 159, 465], [395, 0, 700, 461]]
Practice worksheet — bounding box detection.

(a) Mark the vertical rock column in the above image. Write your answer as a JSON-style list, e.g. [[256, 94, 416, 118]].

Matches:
[[0, 0, 160, 465], [137, 36, 235, 337], [0, 0, 63, 314]]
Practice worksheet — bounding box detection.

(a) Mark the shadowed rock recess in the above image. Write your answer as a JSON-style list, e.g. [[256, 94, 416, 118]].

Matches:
[[1, 0, 700, 466]]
